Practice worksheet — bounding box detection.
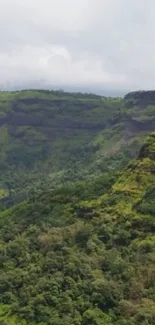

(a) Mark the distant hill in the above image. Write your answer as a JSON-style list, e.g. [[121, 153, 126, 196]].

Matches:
[[0, 89, 155, 204], [0, 132, 155, 324]]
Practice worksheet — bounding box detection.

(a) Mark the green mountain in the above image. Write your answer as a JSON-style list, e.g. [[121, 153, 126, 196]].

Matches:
[[0, 132, 155, 325], [0, 89, 155, 205]]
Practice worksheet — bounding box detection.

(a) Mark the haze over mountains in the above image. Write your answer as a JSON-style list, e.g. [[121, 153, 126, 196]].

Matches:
[[0, 83, 127, 97]]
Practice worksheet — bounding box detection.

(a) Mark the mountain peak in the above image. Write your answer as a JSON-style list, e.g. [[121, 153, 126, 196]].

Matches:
[[124, 90, 155, 106]]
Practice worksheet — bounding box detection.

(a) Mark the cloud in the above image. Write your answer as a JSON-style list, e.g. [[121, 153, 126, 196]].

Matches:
[[0, 0, 155, 92]]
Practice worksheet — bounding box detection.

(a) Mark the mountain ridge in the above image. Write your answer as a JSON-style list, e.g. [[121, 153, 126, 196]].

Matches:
[[0, 89, 155, 205]]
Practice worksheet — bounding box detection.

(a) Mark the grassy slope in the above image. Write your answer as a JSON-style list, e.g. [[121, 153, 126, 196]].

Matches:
[[0, 89, 155, 204], [0, 133, 155, 324]]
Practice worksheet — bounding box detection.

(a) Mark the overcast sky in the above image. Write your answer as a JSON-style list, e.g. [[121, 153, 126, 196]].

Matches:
[[0, 0, 155, 94]]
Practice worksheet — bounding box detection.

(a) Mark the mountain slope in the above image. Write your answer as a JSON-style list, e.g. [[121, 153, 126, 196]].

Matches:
[[0, 133, 155, 324], [102, 131, 155, 214], [0, 89, 155, 204]]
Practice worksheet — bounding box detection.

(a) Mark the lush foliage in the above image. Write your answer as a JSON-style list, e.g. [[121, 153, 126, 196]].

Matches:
[[0, 131, 155, 324]]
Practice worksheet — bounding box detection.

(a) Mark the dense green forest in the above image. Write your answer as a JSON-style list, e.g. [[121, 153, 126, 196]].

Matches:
[[0, 132, 155, 324], [0, 90, 155, 324], [0, 89, 155, 205]]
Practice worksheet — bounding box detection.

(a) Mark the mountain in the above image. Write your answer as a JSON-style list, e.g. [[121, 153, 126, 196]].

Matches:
[[0, 89, 155, 205], [0, 132, 155, 325]]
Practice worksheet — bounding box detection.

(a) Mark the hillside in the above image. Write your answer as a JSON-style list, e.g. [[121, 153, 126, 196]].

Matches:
[[0, 89, 155, 204], [0, 133, 155, 324]]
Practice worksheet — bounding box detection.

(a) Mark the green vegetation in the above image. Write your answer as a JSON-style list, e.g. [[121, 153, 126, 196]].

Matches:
[[0, 90, 155, 324], [0, 89, 154, 205], [0, 131, 155, 324]]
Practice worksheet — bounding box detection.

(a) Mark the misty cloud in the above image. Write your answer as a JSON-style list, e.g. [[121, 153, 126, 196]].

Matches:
[[0, 0, 155, 92]]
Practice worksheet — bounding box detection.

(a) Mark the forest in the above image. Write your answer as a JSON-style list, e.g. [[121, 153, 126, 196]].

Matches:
[[0, 90, 155, 324]]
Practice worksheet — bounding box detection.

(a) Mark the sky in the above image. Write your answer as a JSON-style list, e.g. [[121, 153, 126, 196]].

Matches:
[[0, 0, 155, 94]]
